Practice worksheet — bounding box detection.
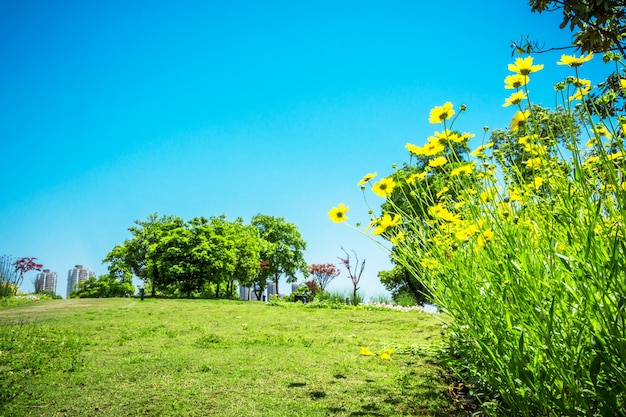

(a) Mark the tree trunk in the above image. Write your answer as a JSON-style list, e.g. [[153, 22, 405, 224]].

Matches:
[[404, 270, 422, 304], [215, 282, 220, 299]]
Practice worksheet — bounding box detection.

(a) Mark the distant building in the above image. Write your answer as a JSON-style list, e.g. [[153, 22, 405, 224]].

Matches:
[[35, 269, 57, 294], [66, 265, 96, 297]]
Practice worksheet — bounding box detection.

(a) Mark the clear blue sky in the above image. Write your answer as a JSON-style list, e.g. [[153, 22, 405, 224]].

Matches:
[[0, 1, 612, 297]]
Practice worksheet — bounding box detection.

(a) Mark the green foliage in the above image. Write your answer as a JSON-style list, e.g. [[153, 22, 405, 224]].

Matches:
[[251, 214, 307, 295], [378, 264, 431, 306], [71, 273, 134, 298], [529, 0, 625, 54]]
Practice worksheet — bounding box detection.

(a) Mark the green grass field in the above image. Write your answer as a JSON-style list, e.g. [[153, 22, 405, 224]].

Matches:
[[0, 298, 461, 416]]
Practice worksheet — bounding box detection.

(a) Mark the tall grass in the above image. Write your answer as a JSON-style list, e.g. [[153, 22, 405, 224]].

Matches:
[[349, 54, 626, 415]]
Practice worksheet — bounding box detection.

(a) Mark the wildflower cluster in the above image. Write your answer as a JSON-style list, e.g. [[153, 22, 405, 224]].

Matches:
[[359, 346, 396, 361], [331, 53, 626, 416]]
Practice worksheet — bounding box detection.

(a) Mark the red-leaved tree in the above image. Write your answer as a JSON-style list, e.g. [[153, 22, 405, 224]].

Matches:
[[307, 263, 340, 292]]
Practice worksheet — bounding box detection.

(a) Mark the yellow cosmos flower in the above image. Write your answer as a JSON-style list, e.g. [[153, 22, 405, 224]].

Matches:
[[504, 74, 529, 89], [607, 151, 624, 162], [569, 84, 592, 101], [372, 213, 402, 235], [390, 231, 405, 244], [380, 352, 392, 361], [428, 102, 455, 124], [428, 156, 447, 168], [510, 110, 530, 132], [471, 142, 493, 157], [436, 186, 449, 199], [508, 188, 522, 202], [406, 143, 422, 155], [360, 347, 375, 356], [372, 177, 396, 197], [503, 91, 527, 107], [420, 258, 440, 270], [583, 156, 599, 166], [529, 177, 544, 189], [328, 203, 349, 223], [523, 157, 542, 170], [450, 163, 475, 176], [620, 79, 626, 90], [478, 229, 494, 247], [421, 141, 445, 156], [358, 172, 377, 186], [508, 56, 544, 75], [459, 132, 475, 142], [429, 204, 461, 223], [406, 171, 428, 184], [557, 52, 593, 67]]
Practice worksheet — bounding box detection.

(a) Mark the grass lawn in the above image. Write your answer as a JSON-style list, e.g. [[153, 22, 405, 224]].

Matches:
[[0, 298, 462, 416]]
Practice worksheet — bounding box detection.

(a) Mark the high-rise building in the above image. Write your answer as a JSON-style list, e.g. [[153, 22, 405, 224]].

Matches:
[[34, 269, 57, 294], [66, 265, 96, 297]]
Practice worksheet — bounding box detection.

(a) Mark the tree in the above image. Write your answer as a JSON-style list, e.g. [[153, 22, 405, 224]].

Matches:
[[70, 273, 134, 298], [378, 264, 431, 305], [251, 214, 307, 295], [527, 0, 625, 55], [338, 247, 365, 305], [307, 263, 340, 292], [13, 257, 43, 292]]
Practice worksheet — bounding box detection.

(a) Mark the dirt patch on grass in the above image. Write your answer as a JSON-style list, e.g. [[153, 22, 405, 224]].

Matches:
[[0, 298, 120, 321]]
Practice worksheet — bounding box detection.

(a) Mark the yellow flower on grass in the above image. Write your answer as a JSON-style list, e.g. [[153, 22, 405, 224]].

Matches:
[[372, 177, 396, 197], [420, 258, 440, 270], [607, 151, 624, 162], [328, 203, 349, 223], [504, 74, 529, 89], [428, 156, 447, 168], [436, 186, 449, 199], [620, 79, 626, 90], [450, 163, 475, 176], [508, 56, 544, 75], [510, 110, 530, 132], [380, 352, 392, 361], [503, 91, 527, 107], [429, 102, 455, 124], [557, 52, 593, 67], [508, 188, 523, 202], [358, 172, 377, 186], [372, 213, 402, 235], [477, 229, 494, 247], [360, 347, 375, 356], [429, 204, 461, 223]]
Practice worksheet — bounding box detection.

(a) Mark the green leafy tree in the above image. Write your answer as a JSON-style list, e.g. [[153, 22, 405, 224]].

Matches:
[[70, 273, 134, 298], [251, 214, 307, 295], [378, 263, 431, 305], [527, 0, 625, 55]]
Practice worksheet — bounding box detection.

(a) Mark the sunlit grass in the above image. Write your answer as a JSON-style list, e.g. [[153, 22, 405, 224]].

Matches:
[[0, 298, 461, 416]]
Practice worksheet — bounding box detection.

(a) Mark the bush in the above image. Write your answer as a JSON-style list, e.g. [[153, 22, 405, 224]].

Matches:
[[337, 53, 626, 415]]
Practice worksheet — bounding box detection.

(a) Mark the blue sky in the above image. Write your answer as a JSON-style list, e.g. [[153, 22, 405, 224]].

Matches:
[[0, 1, 613, 297]]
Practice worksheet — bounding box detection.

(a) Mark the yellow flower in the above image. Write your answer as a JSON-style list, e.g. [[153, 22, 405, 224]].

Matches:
[[358, 172, 377, 186], [372, 213, 402, 235], [428, 102, 455, 124], [523, 157, 542, 170], [380, 352, 392, 360], [508, 56, 544, 75], [471, 142, 493, 157], [372, 177, 396, 197], [360, 347, 375, 356], [420, 258, 440, 270], [508, 188, 523, 202], [504, 74, 529, 89], [510, 110, 530, 132], [390, 231, 405, 244], [459, 132, 475, 143], [620, 79, 626, 90], [429, 204, 461, 223], [478, 229, 494, 247], [328, 203, 349, 223], [428, 156, 447, 168], [607, 151, 624, 162], [450, 163, 475, 176], [557, 52, 593, 67], [406, 143, 422, 155], [436, 186, 449, 199], [406, 171, 428, 184], [529, 177, 544, 189], [503, 91, 527, 107], [421, 141, 445, 156], [569, 85, 592, 101]]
